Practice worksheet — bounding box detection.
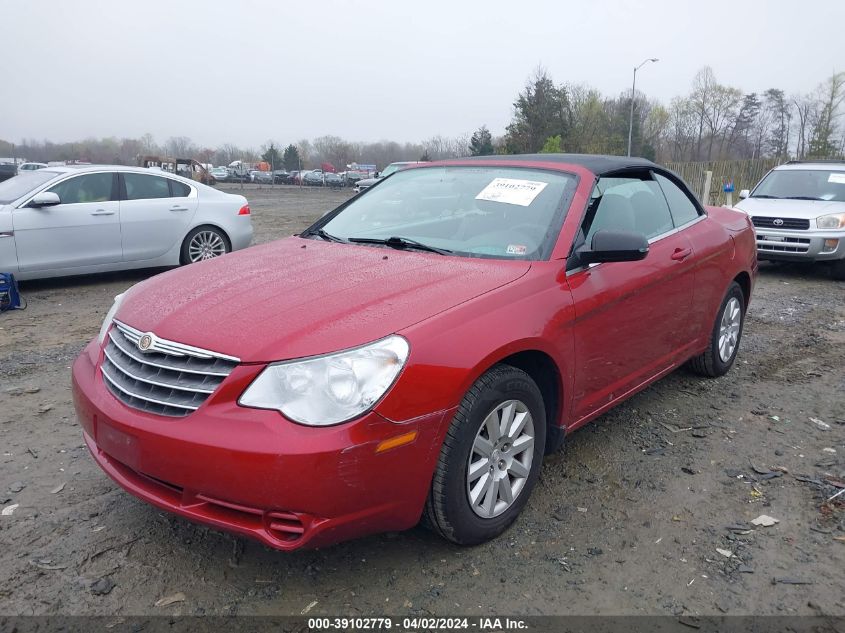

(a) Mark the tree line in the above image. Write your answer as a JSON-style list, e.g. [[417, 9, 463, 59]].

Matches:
[[2, 66, 842, 169]]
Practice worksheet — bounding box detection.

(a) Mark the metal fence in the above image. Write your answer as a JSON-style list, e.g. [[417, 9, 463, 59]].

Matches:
[[662, 158, 782, 206]]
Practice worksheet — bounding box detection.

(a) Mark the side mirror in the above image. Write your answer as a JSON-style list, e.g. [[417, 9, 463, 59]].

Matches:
[[579, 229, 649, 264], [30, 191, 61, 207], [738, 189, 750, 200], [373, 172, 380, 178]]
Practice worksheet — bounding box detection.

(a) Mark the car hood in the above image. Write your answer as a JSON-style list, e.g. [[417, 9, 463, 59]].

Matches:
[[735, 197, 845, 220], [356, 177, 379, 187], [117, 237, 531, 362]]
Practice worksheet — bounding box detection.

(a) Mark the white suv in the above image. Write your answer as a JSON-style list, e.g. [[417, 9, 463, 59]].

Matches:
[[736, 161, 845, 280]]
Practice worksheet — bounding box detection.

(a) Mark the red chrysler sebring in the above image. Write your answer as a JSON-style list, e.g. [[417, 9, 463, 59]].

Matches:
[[72, 154, 757, 549]]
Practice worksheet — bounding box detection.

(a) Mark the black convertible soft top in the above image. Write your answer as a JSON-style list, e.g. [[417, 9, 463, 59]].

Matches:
[[454, 153, 658, 176]]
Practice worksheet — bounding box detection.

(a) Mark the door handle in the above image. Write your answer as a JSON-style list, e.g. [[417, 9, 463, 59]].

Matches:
[[90, 210, 115, 216], [671, 247, 692, 261], [170, 206, 189, 212]]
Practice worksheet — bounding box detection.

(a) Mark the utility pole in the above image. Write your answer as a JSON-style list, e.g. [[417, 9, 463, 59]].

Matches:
[[627, 58, 659, 157]]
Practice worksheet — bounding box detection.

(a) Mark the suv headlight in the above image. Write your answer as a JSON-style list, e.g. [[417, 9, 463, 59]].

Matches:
[[817, 212, 845, 230], [239, 335, 410, 426], [97, 293, 125, 344]]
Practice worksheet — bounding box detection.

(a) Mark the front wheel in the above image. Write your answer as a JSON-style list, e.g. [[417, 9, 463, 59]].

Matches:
[[180, 226, 231, 265], [688, 281, 745, 377], [831, 258, 845, 281], [423, 365, 546, 545]]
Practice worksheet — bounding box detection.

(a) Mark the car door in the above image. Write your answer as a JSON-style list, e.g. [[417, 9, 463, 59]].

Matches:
[[12, 171, 121, 272], [566, 171, 696, 425], [119, 173, 198, 261], [653, 172, 713, 344], [0, 205, 18, 274]]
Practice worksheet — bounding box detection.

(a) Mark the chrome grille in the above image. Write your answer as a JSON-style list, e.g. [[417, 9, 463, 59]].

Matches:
[[101, 320, 239, 417], [752, 216, 810, 230]]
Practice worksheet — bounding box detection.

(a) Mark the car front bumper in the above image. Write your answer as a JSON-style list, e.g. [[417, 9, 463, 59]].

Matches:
[[754, 227, 845, 262], [72, 340, 451, 550]]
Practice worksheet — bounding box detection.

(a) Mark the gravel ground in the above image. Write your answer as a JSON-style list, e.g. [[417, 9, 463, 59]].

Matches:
[[1, 184, 843, 618]]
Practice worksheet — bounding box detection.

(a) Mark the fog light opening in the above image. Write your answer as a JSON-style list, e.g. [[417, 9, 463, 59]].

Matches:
[[822, 239, 839, 253]]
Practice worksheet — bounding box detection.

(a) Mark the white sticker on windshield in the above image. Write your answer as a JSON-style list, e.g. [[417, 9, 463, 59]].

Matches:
[[828, 173, 845, 184], [475, 178, 548, 206]]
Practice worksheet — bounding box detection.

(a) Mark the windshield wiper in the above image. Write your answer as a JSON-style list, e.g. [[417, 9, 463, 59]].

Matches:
[[782, 196, 823, 201], [750, 194, 781, 199], [347, 236, 452, 255], [306, 228, 348, 243]]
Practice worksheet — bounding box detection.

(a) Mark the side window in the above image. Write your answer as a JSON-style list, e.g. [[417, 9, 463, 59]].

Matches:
[[655, 173, 701, 227], [47, 173, 113, 205], [124, 174, 172, 200], [169, 179, 191, 197], [581, 174, 674, 243]]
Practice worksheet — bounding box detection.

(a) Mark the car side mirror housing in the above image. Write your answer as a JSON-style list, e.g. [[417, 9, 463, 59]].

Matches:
[[373, 172, 380, 178], [578, 229, 649, 264], [30, 191, 61, 207], [738, 189, 750, 200]]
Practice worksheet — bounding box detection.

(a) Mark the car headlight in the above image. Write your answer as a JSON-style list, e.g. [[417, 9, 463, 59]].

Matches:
[[239, 335, 410, 426], [817, 212, 845, 230], [97, 293, 125, 344]]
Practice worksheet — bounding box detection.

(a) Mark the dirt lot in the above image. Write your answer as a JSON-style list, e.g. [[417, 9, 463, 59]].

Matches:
[[1, 184, 843, 618]]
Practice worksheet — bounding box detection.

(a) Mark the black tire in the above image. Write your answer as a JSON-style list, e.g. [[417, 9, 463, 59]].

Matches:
[[831, 259, 845, 281], [179, 226, 231, 265], [423, 365, 546, 545], [688, 281, 745, 377]]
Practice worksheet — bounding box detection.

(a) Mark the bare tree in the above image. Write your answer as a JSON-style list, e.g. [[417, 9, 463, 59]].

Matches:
[[808, 71, 845, 158]]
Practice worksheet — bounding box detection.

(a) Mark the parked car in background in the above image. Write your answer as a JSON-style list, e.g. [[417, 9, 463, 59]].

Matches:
[[735, 160, 845, 280], [210, 167, 229, 183], [252, 170, 274, 184], [342, 170, 367, 186], [18, 162, 48, 172], [354, 161, 428, 193], [303, 171, 325, 186], [272, 170, 289, 184], [324, 172, 343, 188], [0, 165, 253, 280], [72, 154, 756, 552], [0, 163, 17, 183]]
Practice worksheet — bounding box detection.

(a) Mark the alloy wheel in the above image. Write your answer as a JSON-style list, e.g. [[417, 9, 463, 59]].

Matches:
[[466, 399, 535, 519], [718, 297, 742, 362], [188, 231, 227, 262]]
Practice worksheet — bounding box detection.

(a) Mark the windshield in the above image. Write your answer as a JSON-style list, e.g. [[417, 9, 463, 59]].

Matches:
[[311, 166, 577, 260], [752, 169, 845, 201], [0, 170, 60, 204]]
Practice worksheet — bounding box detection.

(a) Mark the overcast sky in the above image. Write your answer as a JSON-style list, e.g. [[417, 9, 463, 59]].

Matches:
[[2, 0, 843, 149]]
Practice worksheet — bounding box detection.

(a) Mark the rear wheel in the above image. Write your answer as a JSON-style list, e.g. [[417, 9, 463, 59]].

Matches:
[[423, 365, 546, 545], [180, 226, 230, 265], [688, 281, 745, 377]]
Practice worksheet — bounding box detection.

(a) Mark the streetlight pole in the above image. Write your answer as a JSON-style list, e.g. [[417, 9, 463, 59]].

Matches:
[[627, 57, 659, 157]]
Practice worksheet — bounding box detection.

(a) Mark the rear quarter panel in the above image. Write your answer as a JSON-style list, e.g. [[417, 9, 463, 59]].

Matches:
[[686, 206, 756, 345]]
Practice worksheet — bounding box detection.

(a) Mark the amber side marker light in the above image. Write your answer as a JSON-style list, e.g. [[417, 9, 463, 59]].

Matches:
[[376, 430, 418, 453]]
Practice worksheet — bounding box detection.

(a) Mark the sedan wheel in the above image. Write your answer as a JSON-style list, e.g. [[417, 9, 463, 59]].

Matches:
[[467, 400, 535, 518], [718, 297, 742, 362], [689, 281, 745, 377], [180, 227, 231, 265], [424, 365, 546, 545]]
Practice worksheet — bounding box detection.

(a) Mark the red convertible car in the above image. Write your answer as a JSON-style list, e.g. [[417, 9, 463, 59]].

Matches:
[[72, 154, 757, 549]]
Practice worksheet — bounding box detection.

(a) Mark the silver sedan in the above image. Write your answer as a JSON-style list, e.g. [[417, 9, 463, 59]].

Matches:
[[0, 165, 253, 280]]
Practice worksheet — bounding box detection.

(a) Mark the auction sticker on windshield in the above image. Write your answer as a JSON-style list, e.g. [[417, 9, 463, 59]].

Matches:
[[475, 178, 548, 206]]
